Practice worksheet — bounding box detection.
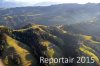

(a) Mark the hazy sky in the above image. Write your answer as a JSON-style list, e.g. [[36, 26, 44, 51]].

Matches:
[[3, 0, 100, 4]]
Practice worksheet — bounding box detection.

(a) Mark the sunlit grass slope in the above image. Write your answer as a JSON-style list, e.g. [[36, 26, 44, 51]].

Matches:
[[79, 35, 100, 66], [4, 34, 36, 66]]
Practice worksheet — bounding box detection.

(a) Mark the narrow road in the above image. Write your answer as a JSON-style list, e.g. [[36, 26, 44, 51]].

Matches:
[[0, 59, 4, 66]]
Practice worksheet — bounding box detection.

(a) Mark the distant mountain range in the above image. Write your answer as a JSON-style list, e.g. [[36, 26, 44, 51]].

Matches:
[[0, 3, 100, 29]]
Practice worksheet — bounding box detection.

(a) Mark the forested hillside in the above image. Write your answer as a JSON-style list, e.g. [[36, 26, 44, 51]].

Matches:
[[0, 24, 100, 66]]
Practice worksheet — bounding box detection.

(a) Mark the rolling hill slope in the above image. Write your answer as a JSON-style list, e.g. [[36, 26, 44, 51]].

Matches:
[[0, 24, 100, 66]]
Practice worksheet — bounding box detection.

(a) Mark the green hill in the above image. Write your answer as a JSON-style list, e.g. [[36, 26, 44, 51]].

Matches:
[[0, 24, 100, 66]]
